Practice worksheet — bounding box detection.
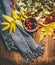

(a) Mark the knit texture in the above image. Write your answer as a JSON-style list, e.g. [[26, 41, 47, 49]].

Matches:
[[0, 0, 44, 63]]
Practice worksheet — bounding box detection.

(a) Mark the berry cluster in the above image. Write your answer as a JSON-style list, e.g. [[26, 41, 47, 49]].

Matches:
[[44, 17, 52, 24], [44, 13, 55, 24], [25, 18, 37, 30]]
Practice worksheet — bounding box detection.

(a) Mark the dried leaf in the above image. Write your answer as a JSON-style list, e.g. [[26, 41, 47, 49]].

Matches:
[[9, 22, 13, 34], [21, 10, 28, 19], [12, 10, 20, 19], [48, 31, 52, 36], [40, 27, 46, 32], [39, 32, 46, 42], [21, 15, 25, 21], [12, 22, 16, 32], [3, 15, 14, 22], [39, 22, 55, 41], [50, 22, 55, 29], [2, 25, 10, 31], [15, 20, 23, 28], [1, 22, 10, 25]]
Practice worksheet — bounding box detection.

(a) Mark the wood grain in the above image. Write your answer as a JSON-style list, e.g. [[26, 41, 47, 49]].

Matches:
[[0, 31, 55, 65]]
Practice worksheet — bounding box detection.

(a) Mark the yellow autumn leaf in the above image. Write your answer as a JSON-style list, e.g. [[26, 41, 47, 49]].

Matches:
[[21, 15, 25, 21], [40, 23, 48, 27], [39, 32, 46, 42], [39, 22, 55, 42], [12, 10, 24, 28], [12, 10, 20, 19], [21, 10, 28, 19], [1, 21, 16, 34], [9, 22, 16, 34], [1, 22, 10, 25], [15, 20, 23, 28], [50, 22, 55, 29], [2, 9, 25, 34], [9, 22, 13, 34], [12, 22, 16, 32], [49, 27, 53, 32], [47, 31, 52, 36], [40, 27, 46, 32], [2, 15, 14, 22], [2, 25, 10, 31]]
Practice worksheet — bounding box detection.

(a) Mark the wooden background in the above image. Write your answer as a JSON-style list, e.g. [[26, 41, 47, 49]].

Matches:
[[0, 30, 55, 65]]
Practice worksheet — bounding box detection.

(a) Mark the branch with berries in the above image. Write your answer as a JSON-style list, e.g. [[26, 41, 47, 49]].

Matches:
[[10, 0, 55, 17], [39, 13, 55, 42]]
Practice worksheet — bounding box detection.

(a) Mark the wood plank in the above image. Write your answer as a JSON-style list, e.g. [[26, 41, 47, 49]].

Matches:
[[0, 30, 55, 65]]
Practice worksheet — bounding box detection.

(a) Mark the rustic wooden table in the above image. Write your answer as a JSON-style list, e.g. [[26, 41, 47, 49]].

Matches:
[[0, 30, 55, 65]]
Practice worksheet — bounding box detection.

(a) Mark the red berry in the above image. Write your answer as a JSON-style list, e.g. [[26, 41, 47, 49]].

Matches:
[[26, 21, 31, 24], [27, 27, 31, 30], [25, 18, 37, 30], [27, 24, 30, 26], [29, 27, 32, 30], [29, 22, 32, 25], [27, 25, 32, 30], [44, 17, 52, 24]]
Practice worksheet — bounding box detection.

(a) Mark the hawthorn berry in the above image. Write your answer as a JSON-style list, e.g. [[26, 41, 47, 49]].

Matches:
[[44, 17, 52, 24], [25, 18, 37, 30]]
